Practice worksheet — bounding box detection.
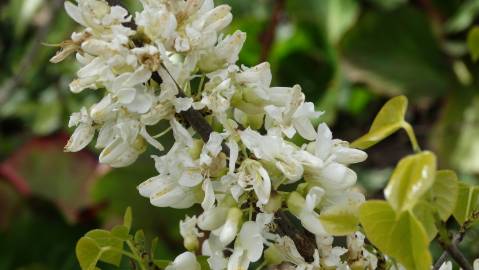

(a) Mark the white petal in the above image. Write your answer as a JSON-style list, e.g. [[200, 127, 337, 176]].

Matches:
[[64, 2, 86, 25], [315, 123, 333, 159], [238, 222, 263, 262], [320, 163, 357, 190], [198, 207, 228, 231], [226, 139, 239, 174], [140, 127, 164, 151], [64, 124, 95, 152], [201, 179, 215, 210], [299, 212, 327, 236], [179, 170, 204, 187], [117, 88, 136, 104], [165, 252, 200, 270], [126, 91, 153, 114], [333, 146, 367, 164], [137, 176, 162, 197], [171, 118, 193, 147], [294, 117, 317, 141]]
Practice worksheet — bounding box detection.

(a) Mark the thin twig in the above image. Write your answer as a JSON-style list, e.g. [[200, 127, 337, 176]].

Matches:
[[433, 222, 475, 270]]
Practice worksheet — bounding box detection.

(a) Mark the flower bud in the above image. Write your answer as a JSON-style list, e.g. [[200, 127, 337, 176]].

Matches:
[[219, 207, 242, 245], [263, 192, 282, 213], [197, 206, 228, 231], [286, 192, 305, 216]]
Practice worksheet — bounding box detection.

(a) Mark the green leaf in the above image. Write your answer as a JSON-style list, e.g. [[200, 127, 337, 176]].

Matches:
[[413, 201, 437, 241], [427, 170, 459, 221], [467, 27, 479, 61], [453, 182, 479, 225], [319, 203, 360, 236], [384, 151, 436, 213], [85, 228, 125, 266], [351, 96, 419, 150], [123, 207, 133, 232], [76, 237, 102, 270], [359, 201, 432, 270]]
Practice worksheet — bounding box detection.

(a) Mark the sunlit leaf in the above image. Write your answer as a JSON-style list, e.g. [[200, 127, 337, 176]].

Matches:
[[76, 237, 102, 270], [351, 96, 419, 150], [319, 203, 359, 235], [427, 170, 459, 221], [85, 228, 126, 266], [384, 151, 436, 213], [453, 182, 479, 225], [413, 201, 437, 241], [359, 200, 432, 270]]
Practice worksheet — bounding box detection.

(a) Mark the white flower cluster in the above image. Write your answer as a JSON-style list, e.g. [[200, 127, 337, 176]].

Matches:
[[53, 0, 375, 269]]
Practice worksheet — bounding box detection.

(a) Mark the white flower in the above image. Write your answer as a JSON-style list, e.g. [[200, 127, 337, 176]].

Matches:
[[180, 215, 203, 251], [135, 5, 177, 47], [165, 251, 200, 270], [107, 66, 153, 114], [198, 206, 229, 231], [236, 159, 271, 206], [212, 207, 242, 245], [199, 30, 246, 72], [265, 85, 322, 140], [304, 123, 367, 190], [138, 174, 199, 208], [299, 187, 328, 236], [240, 128, 304, 183], [65, 107, 95, 152], [64, 0, 132, 36], [227, 221, 264, 270]]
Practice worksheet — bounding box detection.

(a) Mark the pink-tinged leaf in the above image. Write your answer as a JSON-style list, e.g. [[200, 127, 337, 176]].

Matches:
[[0, 133, 109, 222]]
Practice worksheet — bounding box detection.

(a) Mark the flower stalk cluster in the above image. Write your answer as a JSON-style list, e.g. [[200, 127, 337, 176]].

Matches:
[[53, 0, 379, 269]]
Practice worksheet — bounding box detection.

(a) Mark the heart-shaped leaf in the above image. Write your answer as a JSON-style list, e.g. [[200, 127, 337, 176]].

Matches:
[[83, 223, 130, 267], [413, 201, 437, 241], [351, 96, 419, 151], [384, 151, 436, 213], [427, 170, 459, 221], [76, 237, 102, 270], [319, 203, 359, 236], [453, 182, 479, 225], [359, 200, 432, 270]]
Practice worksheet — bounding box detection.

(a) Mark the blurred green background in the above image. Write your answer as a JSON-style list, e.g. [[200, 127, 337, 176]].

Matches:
[[1, 0, 479, 269]]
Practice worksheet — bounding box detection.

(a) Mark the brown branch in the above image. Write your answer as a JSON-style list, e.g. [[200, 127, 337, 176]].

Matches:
[[433, 212, 479, 270], [437, 239, 473, 270], [259, 0, 285, 62], [274, 211, 317, 262]]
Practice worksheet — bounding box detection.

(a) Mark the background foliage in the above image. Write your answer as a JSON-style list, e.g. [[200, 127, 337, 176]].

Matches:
[[1, 0, 479, 269]]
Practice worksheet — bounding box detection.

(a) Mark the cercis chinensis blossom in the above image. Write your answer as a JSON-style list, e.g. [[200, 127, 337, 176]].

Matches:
[[52, 0, 377, 269]]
